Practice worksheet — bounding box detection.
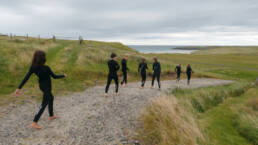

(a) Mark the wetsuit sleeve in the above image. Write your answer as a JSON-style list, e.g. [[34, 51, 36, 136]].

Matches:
[[18, 67, 33, 89], [48, 66, 65, 79], [126, 61, 129, 71], [108, 61, 111, 69], [138, 64, 141, 73], [116, 62, 120, 71]]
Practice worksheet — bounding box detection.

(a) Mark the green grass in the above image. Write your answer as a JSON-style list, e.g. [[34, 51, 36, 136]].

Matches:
[[200, 87, 258, 145], [172, 82, 252, 113], [139, 83, 258, 145]]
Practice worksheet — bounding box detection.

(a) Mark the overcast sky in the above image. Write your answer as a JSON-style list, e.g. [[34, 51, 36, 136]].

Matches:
[[1, 0, 258, 45]]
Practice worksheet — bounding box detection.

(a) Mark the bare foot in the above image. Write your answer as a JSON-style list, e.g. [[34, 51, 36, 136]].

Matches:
[[140, 86, 144, 89], [104, 93, 108, 97], [49, 116, 58, 121], [115, 93, 119, 96], [30, 122, 42, 130]]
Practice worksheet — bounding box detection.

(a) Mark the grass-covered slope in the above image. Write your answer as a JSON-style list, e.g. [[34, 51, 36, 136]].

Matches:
[[139, 83, 258, 145], [0, 36, 144, 105]]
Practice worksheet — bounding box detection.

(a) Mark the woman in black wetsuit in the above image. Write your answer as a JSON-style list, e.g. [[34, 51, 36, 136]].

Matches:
[[186, 64, 194, 85], [15, 50, 66, 129], [105, 53, 120, 97], [151, 57, 161, 90], [138, 58, 148, 88], [120, 54, 129, 87], [175, 64, 182, 82]]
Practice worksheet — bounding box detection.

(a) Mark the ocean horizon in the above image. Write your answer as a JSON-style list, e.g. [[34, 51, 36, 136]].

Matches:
[[128, 45, 198, 54]]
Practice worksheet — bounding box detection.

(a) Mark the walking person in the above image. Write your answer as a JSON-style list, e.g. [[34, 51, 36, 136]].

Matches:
[[105, 53, 120, 97], [186, 64, 194, 85], [151, 57, 161, 90], [175, 64, 182, 83], [15, 50, 67, 130], [138, 58, 148, 88], [120, 54, 129, 87]]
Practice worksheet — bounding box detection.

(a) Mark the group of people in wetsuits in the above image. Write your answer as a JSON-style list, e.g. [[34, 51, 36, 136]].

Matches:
[[104, 53, 194, 96], [175, 64, 194, 85], [104, 53, 162, 97], [14, 50, 193, 129]]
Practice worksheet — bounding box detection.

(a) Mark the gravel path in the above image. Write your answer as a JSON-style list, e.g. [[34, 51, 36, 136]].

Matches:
[[0, 79, 232, 145]]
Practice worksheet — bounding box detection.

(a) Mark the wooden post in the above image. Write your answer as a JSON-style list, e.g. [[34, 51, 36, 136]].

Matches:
[[53, 35, 56, 42], [79, 36, 83, 45]]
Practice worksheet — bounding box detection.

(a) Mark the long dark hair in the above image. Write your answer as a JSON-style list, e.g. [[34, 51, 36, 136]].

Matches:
[[32, 50, 46, 67]]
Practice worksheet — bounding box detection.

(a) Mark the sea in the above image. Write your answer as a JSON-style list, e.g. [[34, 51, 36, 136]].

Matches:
[[128, 45, 198, 54]]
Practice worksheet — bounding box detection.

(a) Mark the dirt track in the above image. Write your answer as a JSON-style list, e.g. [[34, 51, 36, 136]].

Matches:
[[0, 79, 232, 145]]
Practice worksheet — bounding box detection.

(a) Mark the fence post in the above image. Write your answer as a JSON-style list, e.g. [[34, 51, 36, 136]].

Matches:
[[79, 36, 83, 45], [53, 35, 56, 42], [26, 34, 29, 40]]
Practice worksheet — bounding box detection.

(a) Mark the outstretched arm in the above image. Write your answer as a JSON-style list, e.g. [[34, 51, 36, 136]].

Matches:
[[18, 67, 33, 89], [16, 67, 33, 96], [48, 66, 65, 79]]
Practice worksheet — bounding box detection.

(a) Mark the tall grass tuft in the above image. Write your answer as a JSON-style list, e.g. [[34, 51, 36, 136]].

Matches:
[[139, 95, 204, 145], [234, 109, 258, 145]]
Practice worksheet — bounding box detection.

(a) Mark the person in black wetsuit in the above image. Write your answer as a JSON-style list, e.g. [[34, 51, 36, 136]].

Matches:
[[175, 64, 182, 82], [15, 50, 66, 130], [186, 64, 194, 85], [151, 57, 161, 89], [138, 58, 148, 88], [120, 55, 129, 86], [105, 53, 120, 97]]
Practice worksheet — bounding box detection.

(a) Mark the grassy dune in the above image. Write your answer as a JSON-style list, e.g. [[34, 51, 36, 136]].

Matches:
[[0, 36, 258, 144]]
